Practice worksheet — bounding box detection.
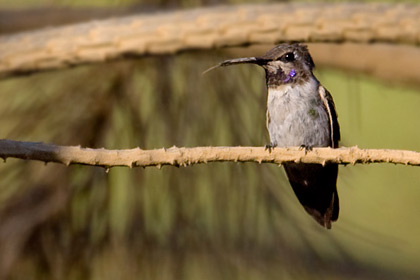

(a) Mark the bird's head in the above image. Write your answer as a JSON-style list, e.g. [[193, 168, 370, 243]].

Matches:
[[204, 43, 315, 88]]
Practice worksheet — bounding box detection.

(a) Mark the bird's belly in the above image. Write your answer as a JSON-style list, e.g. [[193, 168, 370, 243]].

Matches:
[[267, 91, 330, 148]]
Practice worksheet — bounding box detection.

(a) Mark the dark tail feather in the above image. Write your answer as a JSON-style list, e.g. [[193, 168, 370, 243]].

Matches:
[[284, 163, 339, 229]]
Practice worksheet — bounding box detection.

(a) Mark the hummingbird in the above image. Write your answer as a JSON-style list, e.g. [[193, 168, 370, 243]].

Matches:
[[205, 43, 340, 229]]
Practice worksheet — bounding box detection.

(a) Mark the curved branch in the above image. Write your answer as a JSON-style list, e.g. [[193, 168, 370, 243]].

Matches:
[[0, 140, 419, 168], [1, 3, 420, 77]]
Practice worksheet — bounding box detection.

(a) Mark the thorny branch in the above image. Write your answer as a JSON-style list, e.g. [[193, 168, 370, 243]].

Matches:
[[0, 139, 419, 169]]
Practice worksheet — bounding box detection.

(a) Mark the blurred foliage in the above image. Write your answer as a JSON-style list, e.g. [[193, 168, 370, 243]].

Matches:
[[1, 1, 420, 279]]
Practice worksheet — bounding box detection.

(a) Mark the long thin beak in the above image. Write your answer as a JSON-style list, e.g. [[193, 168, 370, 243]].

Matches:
[[202, 57, 267, 75]]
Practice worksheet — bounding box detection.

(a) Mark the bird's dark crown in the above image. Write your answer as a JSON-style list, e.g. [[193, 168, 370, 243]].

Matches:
[[261, 43, 315, 70]]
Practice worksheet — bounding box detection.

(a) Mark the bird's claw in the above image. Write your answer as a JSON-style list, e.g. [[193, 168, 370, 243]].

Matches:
[[265, 144, 276, 153], [299, 145, 313, 154]]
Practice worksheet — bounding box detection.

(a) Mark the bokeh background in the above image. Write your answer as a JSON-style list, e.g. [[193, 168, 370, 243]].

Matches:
[[1, 0, 420, 279]]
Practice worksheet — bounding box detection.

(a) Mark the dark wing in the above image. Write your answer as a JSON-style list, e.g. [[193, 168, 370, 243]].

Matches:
[[284, 163, 339, 229], [318, 86, 340, 148]]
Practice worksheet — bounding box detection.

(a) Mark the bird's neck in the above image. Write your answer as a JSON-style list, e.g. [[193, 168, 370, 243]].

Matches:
[[265, 68, 315, 89], [267, 75, 319, 95]]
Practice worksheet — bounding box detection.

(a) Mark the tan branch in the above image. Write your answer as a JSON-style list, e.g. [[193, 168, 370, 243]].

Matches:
[[1, 3, 420, 77], [0, 140, 419, 168]]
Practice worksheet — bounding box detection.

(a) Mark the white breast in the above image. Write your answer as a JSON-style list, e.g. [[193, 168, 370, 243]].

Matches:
[[266, 80, 331, 147]]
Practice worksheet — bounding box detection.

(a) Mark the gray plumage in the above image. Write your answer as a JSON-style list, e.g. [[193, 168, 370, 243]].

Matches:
[[266, 80, 331, 148], [206, 43, 340, 228]]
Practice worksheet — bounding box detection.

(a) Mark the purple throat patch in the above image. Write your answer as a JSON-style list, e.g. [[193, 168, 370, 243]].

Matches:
[[284, 69, 296, 83]]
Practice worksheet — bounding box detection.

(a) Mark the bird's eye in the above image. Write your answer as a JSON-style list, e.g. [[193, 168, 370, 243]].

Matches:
[[280, 52, 295, 62]]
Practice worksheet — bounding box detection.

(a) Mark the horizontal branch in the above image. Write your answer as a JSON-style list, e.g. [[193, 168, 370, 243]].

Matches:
[[0, 139, 419, 169], [2, 3, 420, 77]]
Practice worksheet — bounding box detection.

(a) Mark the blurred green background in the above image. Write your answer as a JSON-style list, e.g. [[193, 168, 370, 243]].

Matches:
[[1, 1, 420, 280]]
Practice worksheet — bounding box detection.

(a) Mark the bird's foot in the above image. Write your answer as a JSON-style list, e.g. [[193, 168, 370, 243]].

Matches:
[[299, 145, 313, 154], [265, 144, 277, 153]]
